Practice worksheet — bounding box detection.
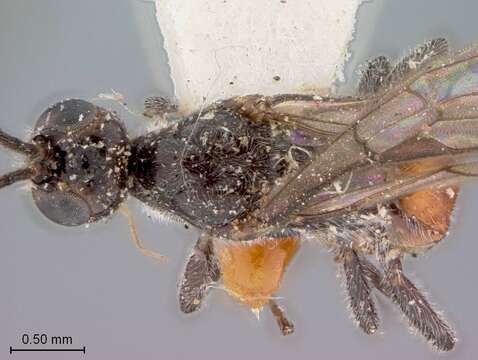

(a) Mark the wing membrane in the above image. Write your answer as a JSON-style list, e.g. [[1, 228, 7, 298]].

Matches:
[[246, 44, 478, 229], [294, 159, 478, 223]]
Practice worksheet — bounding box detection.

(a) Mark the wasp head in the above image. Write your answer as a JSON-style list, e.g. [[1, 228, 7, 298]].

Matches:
[[0, 99, 130, 226]]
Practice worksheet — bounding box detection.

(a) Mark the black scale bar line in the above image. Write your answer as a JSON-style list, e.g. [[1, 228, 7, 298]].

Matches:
[[10, 346, 86, 354]]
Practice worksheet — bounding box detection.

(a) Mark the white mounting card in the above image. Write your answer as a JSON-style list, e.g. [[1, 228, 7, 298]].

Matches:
[[155, 0, 364, 110]]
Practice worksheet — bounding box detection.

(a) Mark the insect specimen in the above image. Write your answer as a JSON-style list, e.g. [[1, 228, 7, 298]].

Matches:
[[1, 38, 478, 351]]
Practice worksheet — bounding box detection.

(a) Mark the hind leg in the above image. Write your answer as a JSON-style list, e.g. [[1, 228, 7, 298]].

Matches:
[[335, 247, 379, 334], [371, 243, 456, 351], [179, 234, 220, 314], [143, 96, 179, 119]]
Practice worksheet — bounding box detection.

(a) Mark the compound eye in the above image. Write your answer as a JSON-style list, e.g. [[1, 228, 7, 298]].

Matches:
[[35, 99, 97, 134], [32, 187, 91, 226]]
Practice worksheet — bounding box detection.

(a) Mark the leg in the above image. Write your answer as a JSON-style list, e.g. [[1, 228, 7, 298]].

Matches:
[[389, 38, 448, 84], [268, 299, 294, 336], [0, 128, 36, 155], [95, 89, 143, 117], [143, 96, 178, 118], [358, 38, 448, 96], [358, 55, 392, 96], [338, 248, 379, 334], [383, 257, 455, 351], [0, 168, 33, 190], [179, 234, 220, 314], [120, 206, 168, 262], [366, 245, 455, 351], [219, 95, 272, 123]]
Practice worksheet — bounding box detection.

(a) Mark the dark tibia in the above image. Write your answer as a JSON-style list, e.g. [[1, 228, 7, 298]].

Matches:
[[384, 258, 455, 351], [389, 38, 448, 84], [178, 234, 220, 314], [0, 168, 33, 190], [143, 96, 178, 118], [362, 257, 455, 351], [196, 234, 221, 282], [0, 129, 36, 155], [358, 55, 392, 96], [341, 249, 379, 334], [360, 258, 385, 293], [358, 38, 448, 97], [269, 300, 294, 336]]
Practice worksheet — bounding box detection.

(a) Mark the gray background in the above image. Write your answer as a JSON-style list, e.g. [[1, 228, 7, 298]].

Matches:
[[1, 1, 477, 359]]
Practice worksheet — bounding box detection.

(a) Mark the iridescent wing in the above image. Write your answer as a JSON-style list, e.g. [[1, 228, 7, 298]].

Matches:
[[220, 40, 478, 238]]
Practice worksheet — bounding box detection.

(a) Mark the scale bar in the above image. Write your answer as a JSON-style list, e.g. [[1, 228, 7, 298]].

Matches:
[[10, 346, 86, 354]]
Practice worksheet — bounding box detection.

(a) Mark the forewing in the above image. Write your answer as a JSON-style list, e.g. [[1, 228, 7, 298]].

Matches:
[[357, 45, 478, 156], [294, 42, 478, 220], [253, 44, 478, 229], [214, 42, 478, 242]]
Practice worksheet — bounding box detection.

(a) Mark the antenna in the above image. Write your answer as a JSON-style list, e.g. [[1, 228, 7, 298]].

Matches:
[[0, 168, 32, 190], [0, 128, 36, 155], [0, 128, 35, 189]]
